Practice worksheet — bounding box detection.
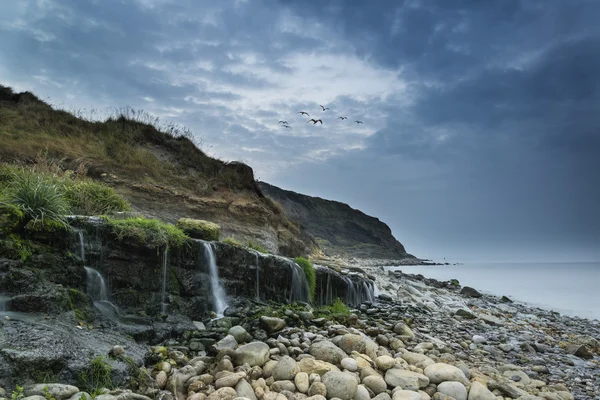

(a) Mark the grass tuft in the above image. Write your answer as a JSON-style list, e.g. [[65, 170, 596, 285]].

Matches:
[[105, 217, 188, 248], [246, 239, 267, 253]]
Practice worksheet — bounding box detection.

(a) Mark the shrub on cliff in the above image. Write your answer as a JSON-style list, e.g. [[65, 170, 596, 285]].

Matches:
[[176, 218, 220, 241], [105, 216, 188, 248], [64, 179, 131, 215], [1, 170, 69, 230], [294, 256, 316, 301]]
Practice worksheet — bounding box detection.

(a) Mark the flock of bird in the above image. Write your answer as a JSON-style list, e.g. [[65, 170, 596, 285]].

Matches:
[[277, 104, 363, 129]]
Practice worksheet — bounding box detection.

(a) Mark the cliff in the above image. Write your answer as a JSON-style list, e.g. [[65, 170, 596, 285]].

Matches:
[[258, 182, 412, 260], [0, 85, 313, 257]]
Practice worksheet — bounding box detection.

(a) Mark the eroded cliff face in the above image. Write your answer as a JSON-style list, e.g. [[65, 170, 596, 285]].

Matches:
[[258, 182, 413, 260]]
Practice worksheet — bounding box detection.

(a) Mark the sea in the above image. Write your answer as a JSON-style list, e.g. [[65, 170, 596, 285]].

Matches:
[[385, 262, 600, 321]]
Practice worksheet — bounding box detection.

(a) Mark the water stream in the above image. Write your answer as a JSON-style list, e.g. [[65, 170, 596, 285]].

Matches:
[[0, 295, 9, 313], [289, 262, 311, 303], [160, 247, 169, 314], [255, 253, 260, 301], [201, 241, 228, 317]]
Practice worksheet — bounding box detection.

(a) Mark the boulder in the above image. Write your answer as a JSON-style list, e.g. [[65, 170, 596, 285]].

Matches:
[[299, 358, 341, 375], [460, 287, 482, 298], [362, 375, 387, 395], [229, 326, 253, 344], [321, 371, 358, 400], [259, 316, 286, 334], [273, 356, 300, 381], [176, 218, 220, 241], [233, 342, 270, 367], [424, 363, 467, 384], [309, 341, 347, 365], [24, 385, 79, 400], [437, 382, 467, 400], [566, 344, 593, 359], [385, 369, 429, 391], [337, 334, 366, 354], [294, 372, 310, 393], [467, 382, 495, 400]]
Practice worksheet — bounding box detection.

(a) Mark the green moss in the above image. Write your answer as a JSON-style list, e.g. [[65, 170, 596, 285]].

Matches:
[[0, 233, 32, 261], [104, 216, 188, 248], [68, 288, 94, 323], [175, 218, 220, 241], [0, 203, 24, 234], [294, 257, 316, 301], [246, 239, 267, 253]]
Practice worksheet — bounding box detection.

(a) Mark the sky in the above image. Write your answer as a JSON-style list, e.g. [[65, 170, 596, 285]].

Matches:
[[1, 0, 599, 262]]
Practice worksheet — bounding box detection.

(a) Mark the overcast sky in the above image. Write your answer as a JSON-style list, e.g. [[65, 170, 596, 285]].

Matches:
[[1, 0, 599, 262]]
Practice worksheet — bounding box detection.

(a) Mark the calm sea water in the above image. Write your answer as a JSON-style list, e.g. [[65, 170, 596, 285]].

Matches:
[[386, 262, 600, 321]]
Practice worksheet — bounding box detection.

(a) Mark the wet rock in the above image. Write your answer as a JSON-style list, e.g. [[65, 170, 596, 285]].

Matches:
[[229, 326, 253, 344], [460, 287, 482, 298], [260, 317, 286, 334]]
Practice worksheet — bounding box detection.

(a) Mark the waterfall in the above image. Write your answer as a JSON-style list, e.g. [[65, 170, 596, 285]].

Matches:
[[160, 247, 169, 314], [202, 241, 228, 317], [289, 262, 310, 303], [255, 253, 260, 301], [84, 267, 108, 301], [0, 295, 9, 313], [76, 229, 109, 302]]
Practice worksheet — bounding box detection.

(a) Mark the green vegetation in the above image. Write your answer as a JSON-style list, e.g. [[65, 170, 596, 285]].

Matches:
[[246, 239, 267, 253], [105, 216, 188, 248], [78, 356, 114, 394], [294, 257, 316, 301], [176, 218, 220, 241], [42, 386, 56, 400], [11, 385, 24, 400], [0, 163, 131, 235], [315, 298, 350, 318], [0, 233, 32, 261], [222, 237, 242, 246], [1, 168, 69, 229], [0, 85, 235, 195]]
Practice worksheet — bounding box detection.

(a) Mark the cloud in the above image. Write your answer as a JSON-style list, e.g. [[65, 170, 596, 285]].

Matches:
[[0, 0, 599, 261]]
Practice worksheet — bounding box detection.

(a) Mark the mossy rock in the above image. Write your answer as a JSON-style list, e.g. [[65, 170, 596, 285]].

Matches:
[[0, 203, 24, 234], [176, 218, 220, 241]]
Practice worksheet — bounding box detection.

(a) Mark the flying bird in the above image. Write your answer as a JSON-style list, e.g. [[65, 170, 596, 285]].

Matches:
[[338, 116, 347, 120], [355, 120, 363, 124], [278, 120, 289, 125], [298, 111, 310, 116], [320, 105, 330, 111], [283, 125, 292, 129], [307, 119, 323, 124]]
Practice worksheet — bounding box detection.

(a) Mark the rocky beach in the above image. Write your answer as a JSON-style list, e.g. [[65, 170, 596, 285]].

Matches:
[[2, 260, 598, 400]]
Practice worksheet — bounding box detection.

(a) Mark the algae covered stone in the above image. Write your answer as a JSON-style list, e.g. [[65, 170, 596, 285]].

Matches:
[[176, 218, 220, 241]]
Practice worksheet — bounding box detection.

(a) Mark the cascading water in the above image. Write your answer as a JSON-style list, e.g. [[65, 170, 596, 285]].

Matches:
[[0, 295, 9, 313], [202, 241, 228, 317], [289, 262, 311, 303], [255, 253, 260, 301], [76, 230, 109, 302], [160, 247, 169, 314]]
